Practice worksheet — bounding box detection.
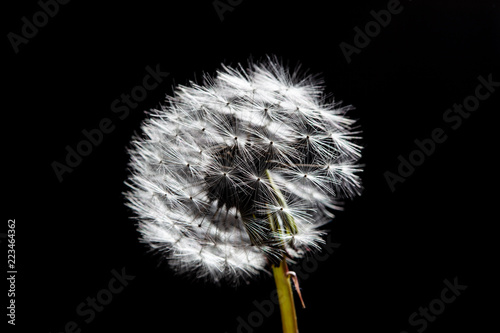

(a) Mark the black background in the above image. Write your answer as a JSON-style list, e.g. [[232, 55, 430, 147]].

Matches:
[[4, 0, 499, 332]]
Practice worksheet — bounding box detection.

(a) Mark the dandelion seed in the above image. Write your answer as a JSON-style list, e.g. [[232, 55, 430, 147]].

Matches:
[[125, 56, 362, 289]]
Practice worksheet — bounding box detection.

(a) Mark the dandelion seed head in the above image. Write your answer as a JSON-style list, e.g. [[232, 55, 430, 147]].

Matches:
[[125, 56, 362, 285]]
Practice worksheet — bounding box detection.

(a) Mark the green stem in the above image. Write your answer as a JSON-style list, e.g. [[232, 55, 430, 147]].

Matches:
[[272, 259, 298, 333], [264, 169, 299, 333]]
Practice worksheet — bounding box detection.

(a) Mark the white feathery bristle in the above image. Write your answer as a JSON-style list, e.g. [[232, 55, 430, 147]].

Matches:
[[125, 56, 362, 285]]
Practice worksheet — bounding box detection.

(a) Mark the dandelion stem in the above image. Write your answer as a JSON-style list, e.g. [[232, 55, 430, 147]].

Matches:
[[265, 169, 299, 333], [272, 259, 298, 333]]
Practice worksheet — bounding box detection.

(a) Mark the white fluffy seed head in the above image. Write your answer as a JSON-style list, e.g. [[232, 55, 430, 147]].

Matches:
[[125, 56, 362, 285]]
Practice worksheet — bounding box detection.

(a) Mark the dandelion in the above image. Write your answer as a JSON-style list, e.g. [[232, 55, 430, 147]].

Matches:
[[125, 55, 362, 332]]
